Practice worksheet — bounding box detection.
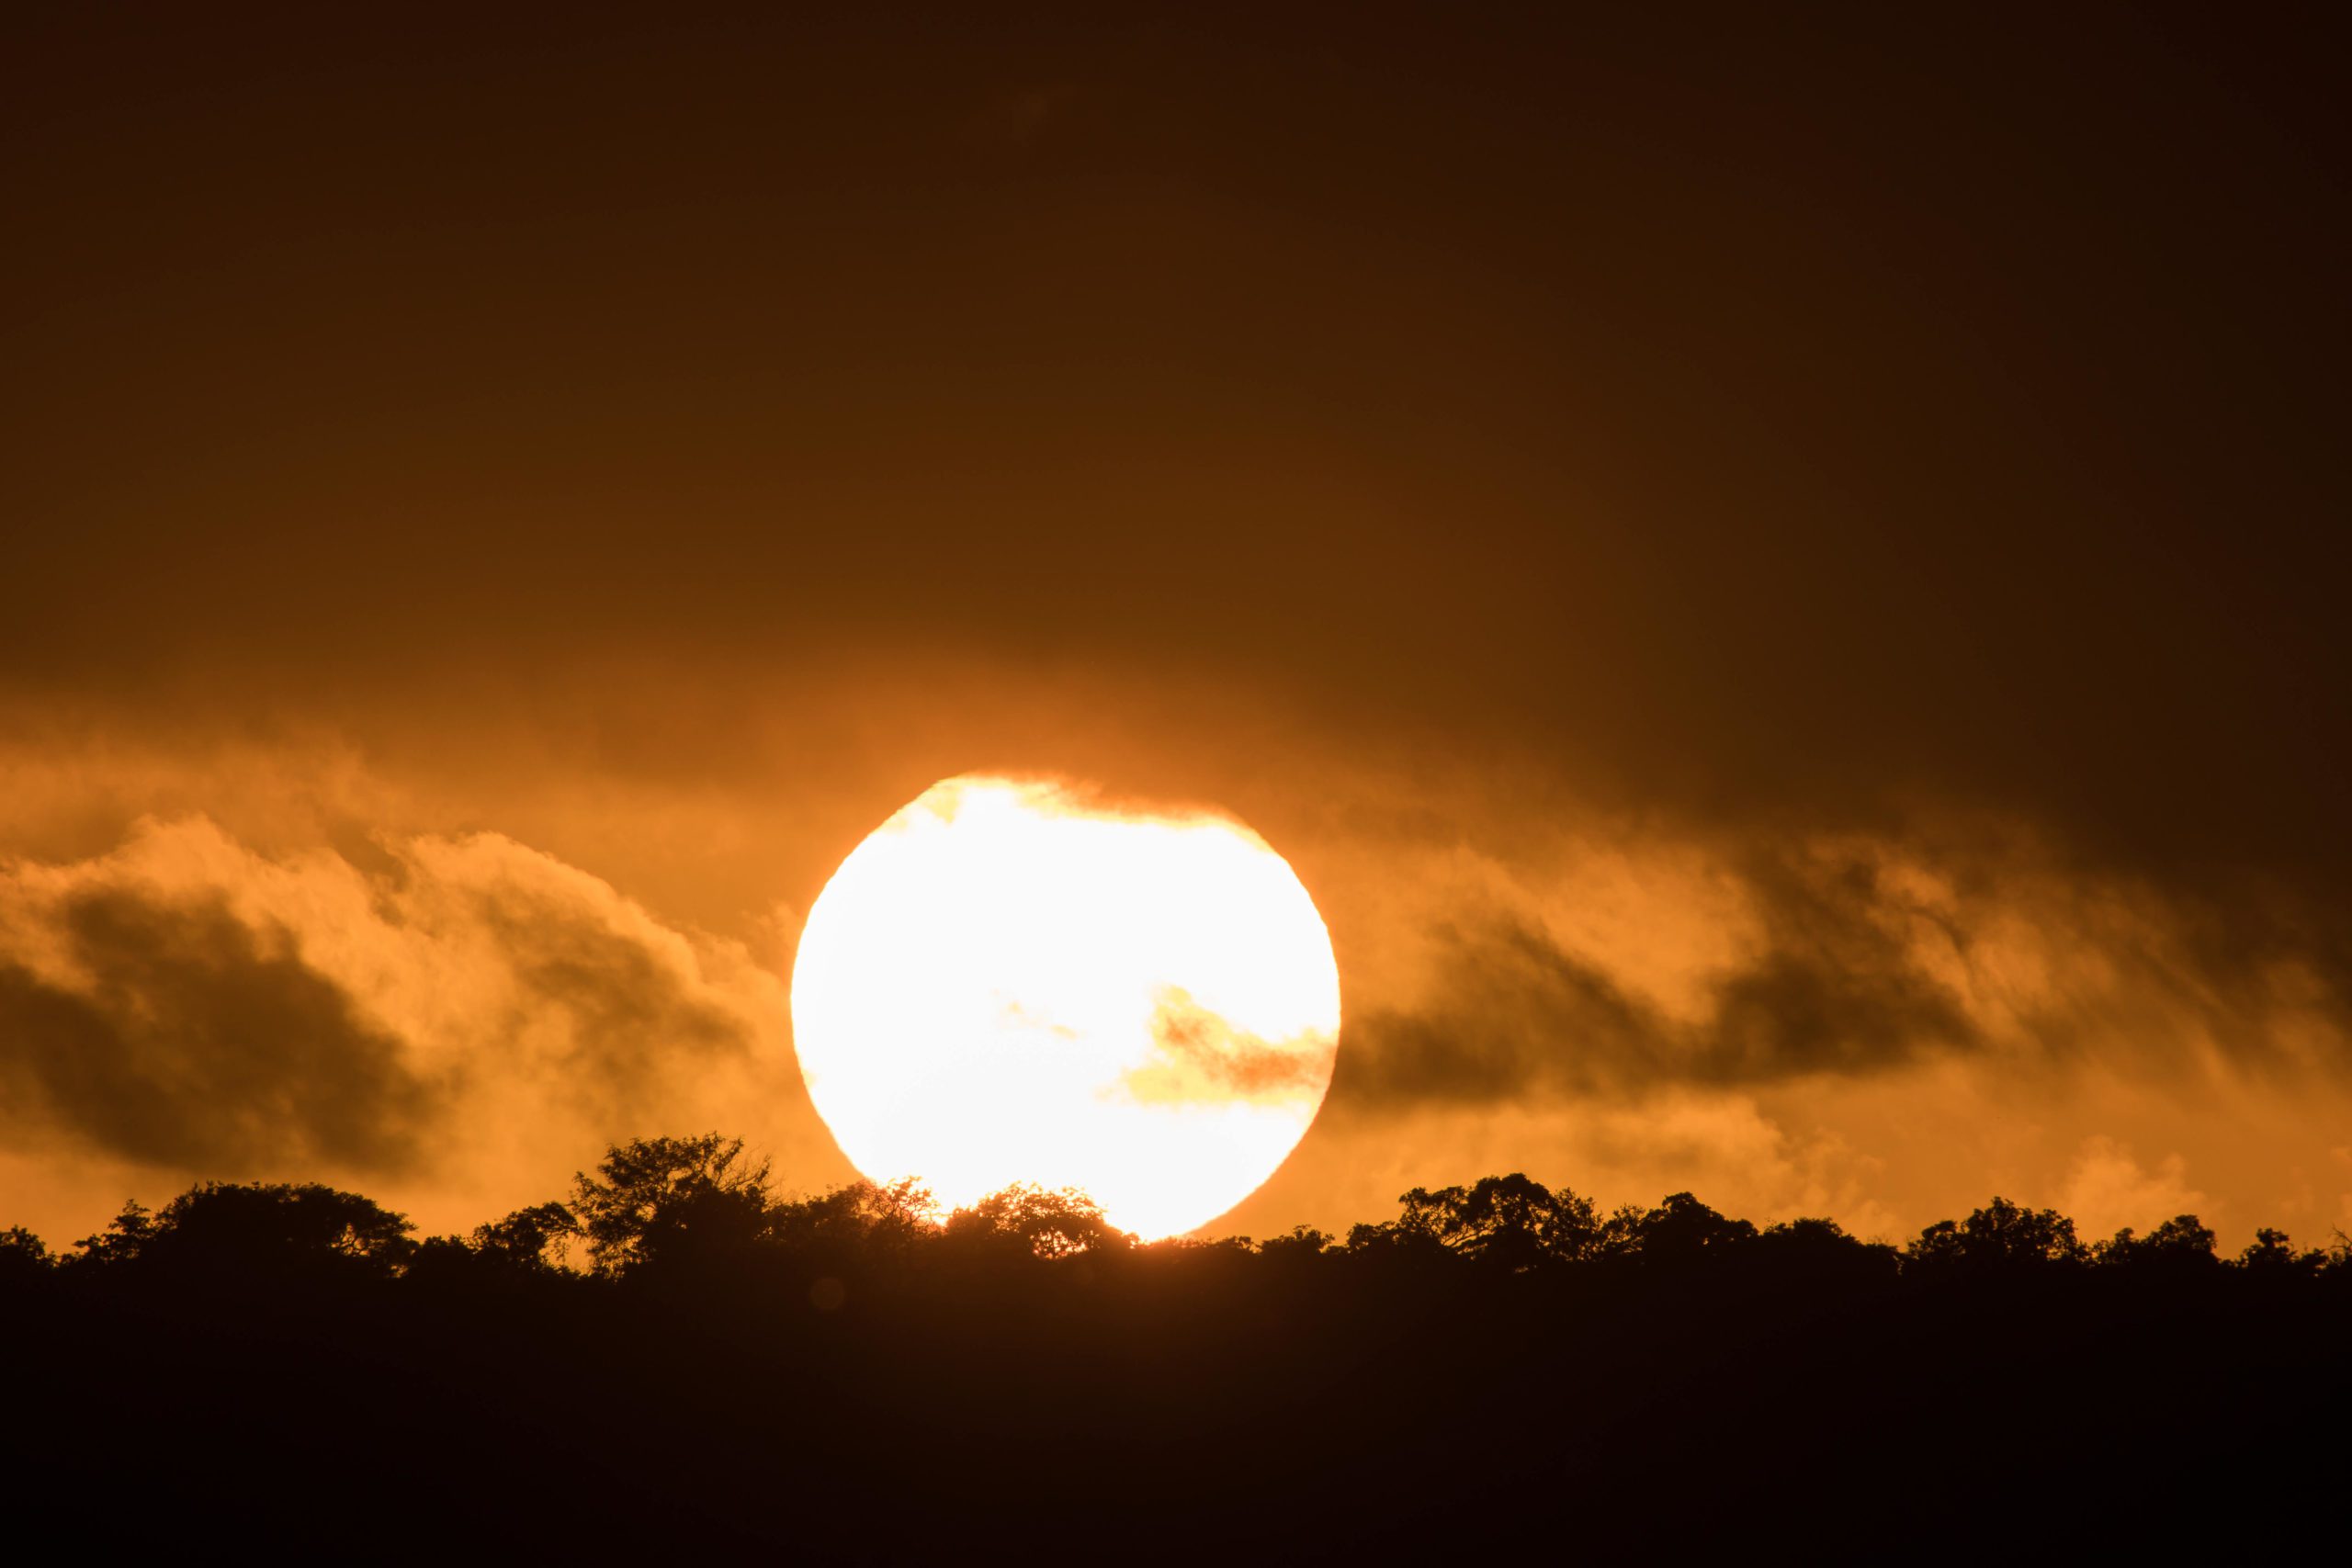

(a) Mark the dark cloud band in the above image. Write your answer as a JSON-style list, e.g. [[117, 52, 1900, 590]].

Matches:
[[0, 891, 435, 1173]]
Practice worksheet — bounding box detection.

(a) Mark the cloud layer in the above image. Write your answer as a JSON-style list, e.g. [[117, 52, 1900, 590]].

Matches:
[[0, 889, 432, 1172], [0, 818, 807, 1231], [1332, 828, 2351, 1111]]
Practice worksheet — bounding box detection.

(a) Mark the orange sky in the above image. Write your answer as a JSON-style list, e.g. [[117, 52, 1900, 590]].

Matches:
[[4, 6, 2347, 1251]]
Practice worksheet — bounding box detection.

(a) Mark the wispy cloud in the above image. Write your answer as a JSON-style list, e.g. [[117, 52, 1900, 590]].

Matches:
[[0, 818, 798, 1197]]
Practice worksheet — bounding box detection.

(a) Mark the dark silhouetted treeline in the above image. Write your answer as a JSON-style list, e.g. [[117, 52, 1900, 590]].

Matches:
[[6, 1136, 2345, 1558]]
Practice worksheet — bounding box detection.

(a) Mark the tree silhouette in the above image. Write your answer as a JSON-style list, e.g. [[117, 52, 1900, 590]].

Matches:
[[1750, 1215, 1899, 1284], [942, 1183, 1129, 1258], [1340, 1213, 1450, 1264], [569, 1133, 773, 1276], [768, 1176, 936, 1265], [1394, 1172, 1601, 1269], [5, 1134, 2346, 1556], [1256, 1224, 1333, 1264], [1905, 1196, 2084, 1273], [408, 1199, 585, 1286], [0, 1224, 50, 1285], [71, 1198, 156, 1267], [2239, 1227, 2318, 1275], [470, 1200, 583, 1271], [2097, 1213, 2221, 1271], [67, 1181, 413, 1283], [1613, 1190, 1758, 1267]]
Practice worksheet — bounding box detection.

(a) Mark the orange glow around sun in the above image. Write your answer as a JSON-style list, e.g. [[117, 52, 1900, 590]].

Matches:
[[788, 775, 1342, 1239]]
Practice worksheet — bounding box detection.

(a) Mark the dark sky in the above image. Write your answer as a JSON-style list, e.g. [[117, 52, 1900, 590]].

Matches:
[[4, 5, 2347, 1246]]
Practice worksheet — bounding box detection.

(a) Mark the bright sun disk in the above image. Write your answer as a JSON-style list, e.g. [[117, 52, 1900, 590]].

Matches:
[[788, 774, 1342, 1239]]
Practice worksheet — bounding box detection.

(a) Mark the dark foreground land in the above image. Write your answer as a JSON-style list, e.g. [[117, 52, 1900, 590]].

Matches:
[[6, 1136, 2346, 1559]]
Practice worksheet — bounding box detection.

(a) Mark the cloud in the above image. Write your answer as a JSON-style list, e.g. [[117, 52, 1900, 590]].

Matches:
[[0, 818, 801, 1205], [417, 836, 764, 1124], [1114, 986, 1331, 1107], [1329, 827, 2351, 1111], [5, 739, 2350, 1255], [2059, 1136, 2211, 1241], [0, 889, 434, 1173], [1333, 921, 1653, 1104]]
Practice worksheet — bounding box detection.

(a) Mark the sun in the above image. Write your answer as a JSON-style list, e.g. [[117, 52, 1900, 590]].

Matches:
[[788, 774, 1342, 1239]]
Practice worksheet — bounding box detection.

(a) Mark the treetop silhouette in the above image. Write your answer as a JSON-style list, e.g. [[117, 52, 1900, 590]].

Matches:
[[10, 1142, 2349, 1291], [6, 1135, 2347, 1559]]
